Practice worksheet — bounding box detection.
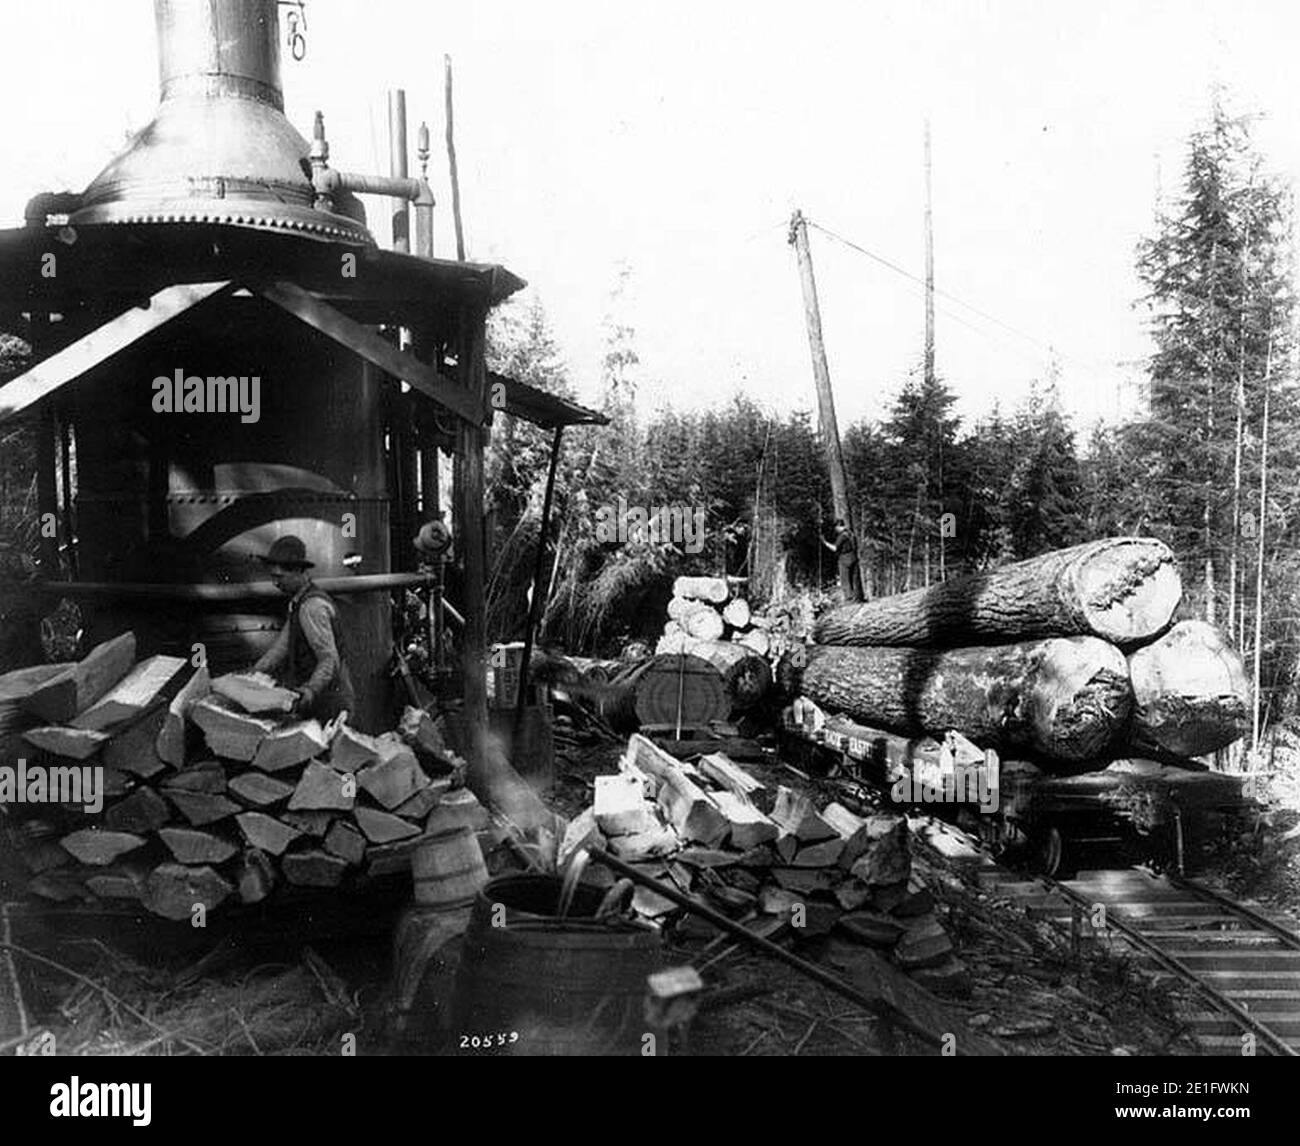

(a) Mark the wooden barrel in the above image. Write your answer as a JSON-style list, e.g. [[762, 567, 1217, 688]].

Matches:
[[450, 874, 664, 1056], [412, 827, 488, 908]]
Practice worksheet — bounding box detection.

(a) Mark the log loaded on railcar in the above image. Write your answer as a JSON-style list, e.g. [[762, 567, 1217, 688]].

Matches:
[[776, 538, 1255, 876]]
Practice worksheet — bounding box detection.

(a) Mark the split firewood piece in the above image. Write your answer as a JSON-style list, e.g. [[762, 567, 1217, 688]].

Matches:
[[228, 772, 294, 808], [252, 719, 328, 772], [282, 849, 350, 888], [159, 827, 238, 865], [143, 863, 233, 920], [697, 752, 766, 803], [237, 848, 276, 904], [848, 814, 911, 886], [771, 867, 837, 895], [775, 832, 799, 862], [234, 811, 300, 856], [607, 825, 679, 862], [710, 790, 778, 849], [355, 806, 422, 844], [356, 737, 428, 809], [156, 665, 210, 766], [792, 837, 845, 867], [69, 654, 187, 732], [323, 820, 367, 865], [103, 707, 170, 779], [165, 790, 240, 827], [191, 697, 276, 762], [737, 629, 770, 657], [84, 863, 148, 901], [674, 847, 739, 869], [100, 767, 132, 798], [394, 777, 452, 820], [329, 724, 382, 772], [622, 734, 728, 846], [60, 829, 145, 866], [423, 788, 489, 835], [281, 809, 333, 837], [22, 726, 108, 760], [29, 871, 92, 902], [822, 802, 872, 868], [160, 759, 226, 794], [20, 839, 71, 874], [24, 633, 137, 724], [771, 787, 838, 842], [366, 838, 424, 876], [211, 671, 297, 714], [0, 663, 72, 731], [288, 761, 354, 811], [594, 773, 661, 837], [102, 787, 170, 835]]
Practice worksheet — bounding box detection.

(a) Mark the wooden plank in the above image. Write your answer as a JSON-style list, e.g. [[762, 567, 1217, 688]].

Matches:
[[25, 635, 137, 723], [156, 665, 209, 766], [69, 655, 187, 732], [0, 282, 233, 423], [22, 726, 107, 759], [258, 281, 483, 424], [234, 812, 299, 856]]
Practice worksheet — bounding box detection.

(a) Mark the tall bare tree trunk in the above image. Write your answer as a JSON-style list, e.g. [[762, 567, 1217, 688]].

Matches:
[[1204, 240, 1219, 624], [1251, 329, 1274, 752]]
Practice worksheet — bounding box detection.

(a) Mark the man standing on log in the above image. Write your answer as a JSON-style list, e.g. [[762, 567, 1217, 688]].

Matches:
[[822, 519, 863, 602], [251, 536, 357, 723]]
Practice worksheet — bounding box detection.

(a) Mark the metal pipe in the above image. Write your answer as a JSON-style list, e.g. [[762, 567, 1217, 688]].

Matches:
[[388, 89, 409, 254], [515, 426, 564, 729]]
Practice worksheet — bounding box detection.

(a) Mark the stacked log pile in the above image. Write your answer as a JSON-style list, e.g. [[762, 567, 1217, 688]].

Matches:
[[562, 734, 965, 992], [0, 645, 483, 918], [782, 538, 1250, 770]]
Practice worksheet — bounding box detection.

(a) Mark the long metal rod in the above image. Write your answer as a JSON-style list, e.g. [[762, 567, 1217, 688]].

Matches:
[[514, 426, 564, 729], [388, 89, 410, 254], [589, 846, 953, 1053]]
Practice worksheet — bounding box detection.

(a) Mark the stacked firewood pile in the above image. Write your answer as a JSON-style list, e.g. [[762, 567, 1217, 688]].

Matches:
[[780, 538, 1251, 771], [0, 635, 484, 919], [562, 734, 964, 993]]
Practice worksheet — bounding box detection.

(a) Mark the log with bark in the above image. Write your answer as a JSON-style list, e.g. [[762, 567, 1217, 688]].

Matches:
[[649, 638, 770, 713], [592, 654, 729, 731], [1125, 620, 1249, 757], [814, 537, 1181, 648], [673, 576, 730, 604], [782, 637, 1133, 765]]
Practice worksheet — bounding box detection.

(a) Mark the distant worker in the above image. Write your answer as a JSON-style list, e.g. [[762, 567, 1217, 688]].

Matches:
[[251, 535, 357, 723], [723, 517, 751, 579], [822, 518, 863, 602]]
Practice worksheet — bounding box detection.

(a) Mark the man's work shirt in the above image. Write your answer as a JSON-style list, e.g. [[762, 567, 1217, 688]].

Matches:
[[253, 582, 356, 722]]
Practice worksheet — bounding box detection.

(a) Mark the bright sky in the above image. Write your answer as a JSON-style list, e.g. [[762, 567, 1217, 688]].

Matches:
[[3, 1, 1299, 435]]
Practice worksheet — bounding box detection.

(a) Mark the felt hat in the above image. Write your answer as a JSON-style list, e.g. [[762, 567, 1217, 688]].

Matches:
[[256, 535, 315, 569]]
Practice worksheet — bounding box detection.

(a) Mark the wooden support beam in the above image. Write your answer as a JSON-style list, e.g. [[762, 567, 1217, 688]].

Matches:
[[0, 282, 233, 423], [257, 281, 483, 424]]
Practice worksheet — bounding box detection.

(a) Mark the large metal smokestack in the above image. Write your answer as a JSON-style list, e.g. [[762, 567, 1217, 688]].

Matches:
[[71, 0, 371, 243]]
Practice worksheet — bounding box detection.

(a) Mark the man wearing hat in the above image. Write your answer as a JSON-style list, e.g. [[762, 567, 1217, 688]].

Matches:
[[250, 535, 357, 723]]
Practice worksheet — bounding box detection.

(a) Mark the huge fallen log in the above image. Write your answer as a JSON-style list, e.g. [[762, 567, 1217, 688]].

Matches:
[[588, 654, 729, 731], [782, 637, 1132, 765], [651, 638, 770, 713], [1126, 621, 1249, 757], [814, 537, 1181, 648]]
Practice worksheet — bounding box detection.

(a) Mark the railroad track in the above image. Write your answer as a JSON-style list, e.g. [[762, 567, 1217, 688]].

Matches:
[[913, 817, 1300, 1056]]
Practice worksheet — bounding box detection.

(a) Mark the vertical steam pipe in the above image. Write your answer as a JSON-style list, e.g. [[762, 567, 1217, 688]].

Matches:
[[389, 89, 410, 253]]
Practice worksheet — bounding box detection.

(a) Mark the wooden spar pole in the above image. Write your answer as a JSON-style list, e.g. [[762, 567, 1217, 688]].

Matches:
[[788, 211, 852, 531], [445, 54, 466, 262], [457, 308, 490, 785], [514, 425, 564, 731], [924, 120, 944, 582]]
